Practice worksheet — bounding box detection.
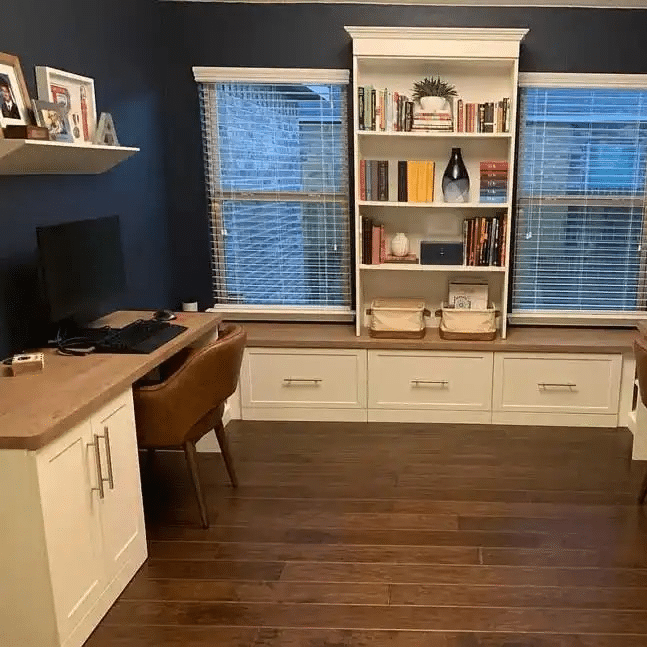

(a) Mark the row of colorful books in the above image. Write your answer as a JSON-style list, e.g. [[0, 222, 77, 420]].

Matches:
[[357, 86, 512, 134], [360, 218, 387, 264], [359, 160, 436, 203], [480, 160, 508, 203], [357, 87, 414, 132], [455, 99, 511, 133], [462, 214, 507, 267]]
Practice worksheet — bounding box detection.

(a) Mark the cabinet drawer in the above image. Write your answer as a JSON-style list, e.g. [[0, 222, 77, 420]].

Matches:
[[493, 353, 622, 414], [368, 350, 493, 410], [241, 349, 367, 409]]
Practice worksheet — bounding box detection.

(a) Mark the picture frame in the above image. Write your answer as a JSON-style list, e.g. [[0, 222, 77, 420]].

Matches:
[[35, 66, 97, 143], [0, 52, 31, 128], [32, 99, 73, 143]]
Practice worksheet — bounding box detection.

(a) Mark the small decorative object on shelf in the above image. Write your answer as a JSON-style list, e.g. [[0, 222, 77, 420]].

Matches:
[[3, 124, 49, 140], [391, 232, 410, 257], [0, 52, 31, 129], [442, 147, 470, 203], [35, 66, 97, 143], [94, 112, 120, 146], [32, 99, 73, 142], [411, 76, 457, 114]]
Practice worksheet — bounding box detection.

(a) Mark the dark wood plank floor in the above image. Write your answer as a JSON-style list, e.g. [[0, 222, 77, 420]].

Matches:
[[86, 420, 647, 646]]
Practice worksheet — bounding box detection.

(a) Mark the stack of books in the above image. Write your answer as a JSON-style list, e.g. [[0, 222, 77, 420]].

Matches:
[[479, 161, 508, 203], [397, 160, 435, 203], [359, 160, 389, 201], [412, 111, 453, 132], [462, 213, 506, 267]]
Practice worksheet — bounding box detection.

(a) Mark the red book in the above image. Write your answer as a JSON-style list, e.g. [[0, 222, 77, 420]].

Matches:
[[359, 160, 366, 200], [480, 161, 509, 171], [371, 223, 381, 265], [380, 225, 387, 263]]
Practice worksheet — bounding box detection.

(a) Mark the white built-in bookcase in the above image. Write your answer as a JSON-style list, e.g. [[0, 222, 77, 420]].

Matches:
[[346, 27, 528, 338]]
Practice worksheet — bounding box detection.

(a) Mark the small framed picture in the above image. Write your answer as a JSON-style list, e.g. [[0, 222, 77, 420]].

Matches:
[[35, 66, 97, 143], [0, 52, 31, 128], [32, 100, 74, 142]]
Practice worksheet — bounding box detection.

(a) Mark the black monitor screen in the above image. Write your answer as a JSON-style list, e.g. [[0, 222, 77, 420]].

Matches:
[[37, 215, 126, 325]]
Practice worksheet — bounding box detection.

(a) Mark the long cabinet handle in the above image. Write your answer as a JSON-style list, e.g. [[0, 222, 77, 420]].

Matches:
[[538, 382, 577, 389], [283, 378, 322, 386], [101, 427, 115, 490], [411, 379, 449, 387], [88, 434, 105, 499]]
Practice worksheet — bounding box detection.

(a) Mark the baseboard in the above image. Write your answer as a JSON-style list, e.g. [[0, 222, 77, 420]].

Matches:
[[241, 407, 368, 422], [492, 411, 618, 427], [368, 409, 492, 424]]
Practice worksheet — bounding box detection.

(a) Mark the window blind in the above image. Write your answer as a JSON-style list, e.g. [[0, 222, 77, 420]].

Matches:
[[512, 84, 647, 322], [198, 77, 351, 316]]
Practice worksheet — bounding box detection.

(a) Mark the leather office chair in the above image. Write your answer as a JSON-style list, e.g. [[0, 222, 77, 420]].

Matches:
[[635, 334, 647, 504], [133, 323, 246, 528]]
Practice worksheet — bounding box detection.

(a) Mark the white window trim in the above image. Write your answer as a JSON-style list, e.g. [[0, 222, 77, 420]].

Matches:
[[193, 67, 349, 85], [513, 75, 647, 328], [519, 72, 647, 88]]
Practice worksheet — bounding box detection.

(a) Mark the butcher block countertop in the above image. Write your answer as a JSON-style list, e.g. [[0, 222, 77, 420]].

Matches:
[[0, 311, 220, 451]]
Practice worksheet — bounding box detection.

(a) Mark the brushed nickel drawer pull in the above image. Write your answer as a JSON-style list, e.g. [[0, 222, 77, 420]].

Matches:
[[283, 378, 323, 386], [101, 427, 115, 490], [88, 434, 105, 499], [538, 382, 576, 390], [411, 379, 449, 387]]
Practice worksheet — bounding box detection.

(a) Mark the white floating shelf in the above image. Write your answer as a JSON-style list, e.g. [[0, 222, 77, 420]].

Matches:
[[357, 130, 512, 139], [359, 200, 510, 209], [0, 139, 139, 175], [360, 264, 506, 272]]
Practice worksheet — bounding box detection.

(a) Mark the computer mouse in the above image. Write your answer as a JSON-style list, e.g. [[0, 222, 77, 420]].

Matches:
[[153, 309, 177, 322]]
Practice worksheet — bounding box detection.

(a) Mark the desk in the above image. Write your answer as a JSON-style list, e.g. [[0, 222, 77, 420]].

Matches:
[[0, 311, 220, 647]]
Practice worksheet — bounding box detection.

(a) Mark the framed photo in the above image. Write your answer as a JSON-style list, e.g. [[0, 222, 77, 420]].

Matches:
[[32, 100, 73, 143], [0, 52, 31, 128], [35, 66, 96, 143]]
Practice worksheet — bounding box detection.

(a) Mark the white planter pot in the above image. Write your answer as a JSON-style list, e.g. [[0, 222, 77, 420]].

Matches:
[[419, 96, 448, 113]]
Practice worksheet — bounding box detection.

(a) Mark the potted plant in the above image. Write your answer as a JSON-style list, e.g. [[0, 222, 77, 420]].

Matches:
[[411, 76, 457, 113]]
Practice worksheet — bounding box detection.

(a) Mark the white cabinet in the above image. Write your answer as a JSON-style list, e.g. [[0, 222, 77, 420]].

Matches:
[[492, 353, 623, 426], [368, 349, 493, 423], [346, 27, 527, 339], [240, 348, 367, 421], [0, 390, 147, 647]]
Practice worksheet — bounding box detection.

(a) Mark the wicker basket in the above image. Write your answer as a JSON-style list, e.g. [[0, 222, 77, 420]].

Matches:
[[368, 298, 430, 339]]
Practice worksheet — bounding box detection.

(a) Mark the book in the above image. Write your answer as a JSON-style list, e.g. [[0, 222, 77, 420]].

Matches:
[[371, 222, 381, 264], [371, 160, 379, 201], [397, 161, 407, 202], [377, 160, 389, 201], [358, 87, 365, 130], [385, 253, 418, 263], [448, 281, 489, 310], [359, 160, 366, 200]]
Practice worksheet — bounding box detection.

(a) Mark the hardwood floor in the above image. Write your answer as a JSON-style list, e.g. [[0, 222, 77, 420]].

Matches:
[[85, 420, 647, 646]]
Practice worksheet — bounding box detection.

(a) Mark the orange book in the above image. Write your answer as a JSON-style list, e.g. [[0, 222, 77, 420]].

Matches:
[[425, 161, 435, 202], [407, 161, 418, 203]]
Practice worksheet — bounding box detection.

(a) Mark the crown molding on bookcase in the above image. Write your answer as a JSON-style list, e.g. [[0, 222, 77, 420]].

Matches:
[[193, 67, 350, 84], [520, 72, 647, 88], [344, 27, 529, 41]]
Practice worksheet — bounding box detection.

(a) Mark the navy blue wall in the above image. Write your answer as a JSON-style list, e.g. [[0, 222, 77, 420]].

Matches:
[[158, 3, 647, 312], [0, 0, 172, 358]]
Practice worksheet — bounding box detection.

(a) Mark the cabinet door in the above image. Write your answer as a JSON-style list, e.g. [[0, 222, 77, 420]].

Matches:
[[36, 420, 105, 642], [92, 391, 147, 584]]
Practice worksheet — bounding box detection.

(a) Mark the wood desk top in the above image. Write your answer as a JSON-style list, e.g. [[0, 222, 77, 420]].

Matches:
[[240, 322, 638, 354], [0, 311, 220, 451]]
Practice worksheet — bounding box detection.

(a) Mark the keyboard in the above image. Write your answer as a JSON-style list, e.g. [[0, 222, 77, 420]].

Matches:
[[91, 319, 188, 354]]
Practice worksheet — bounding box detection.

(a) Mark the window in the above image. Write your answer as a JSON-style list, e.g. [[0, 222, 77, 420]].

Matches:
[[512, 74, 647, 325], [193, 67, 352, 319]]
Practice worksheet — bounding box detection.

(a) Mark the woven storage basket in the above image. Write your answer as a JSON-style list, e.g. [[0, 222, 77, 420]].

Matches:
[[368, 298, 430, 339], [436, 305, 498, 341]]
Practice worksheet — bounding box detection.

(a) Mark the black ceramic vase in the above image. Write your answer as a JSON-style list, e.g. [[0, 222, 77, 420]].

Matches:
[[442, 147, 470, 203]]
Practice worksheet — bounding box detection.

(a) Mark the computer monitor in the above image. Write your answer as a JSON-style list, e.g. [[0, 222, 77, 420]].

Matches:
[[36, 215, 127, 327]]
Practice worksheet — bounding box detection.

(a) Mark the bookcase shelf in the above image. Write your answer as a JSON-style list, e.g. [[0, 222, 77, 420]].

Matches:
[[346, 26, 527, 339], [357, 131, 513, 139], [359, 200, 511, 209], [360, 264, 507, 272]]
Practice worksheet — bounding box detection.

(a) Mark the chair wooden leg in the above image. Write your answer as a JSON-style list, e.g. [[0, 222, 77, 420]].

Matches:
[[214, 423, 238, 488], [639, 469, 647, 505], [183, 440, 210, 529]]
